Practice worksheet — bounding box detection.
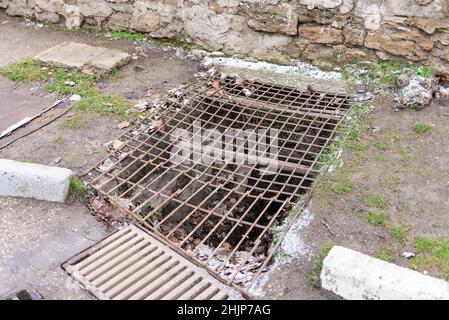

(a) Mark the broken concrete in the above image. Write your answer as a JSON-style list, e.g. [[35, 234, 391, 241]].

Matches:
[[35, 42, 130, 72], [0, 159, 73, 203], [321, 246, 449, 300]]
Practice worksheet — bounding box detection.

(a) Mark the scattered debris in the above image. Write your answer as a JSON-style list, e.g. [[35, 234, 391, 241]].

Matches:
[[117, 121, 130, 129], [64, 80, 76, 87], [396, 74, 410, 88], [69, 94, 81, 101], [436, 85, 449, 101], [53, 157, 62, 164], [98, 158, 114, 172], [402, 252, 416, 259]]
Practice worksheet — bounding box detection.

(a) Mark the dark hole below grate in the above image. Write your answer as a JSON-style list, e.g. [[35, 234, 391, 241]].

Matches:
[[85, 75, 353, 289]]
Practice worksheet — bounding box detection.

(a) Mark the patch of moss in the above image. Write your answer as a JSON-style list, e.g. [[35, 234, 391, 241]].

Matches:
[[308, 244, 333, 286]]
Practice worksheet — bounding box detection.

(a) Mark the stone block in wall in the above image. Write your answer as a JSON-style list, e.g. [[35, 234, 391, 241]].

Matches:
[[343, 23, 366, 47], [238, 1, 300, 36], [130, 0, 182, 37], [298, 23, 343, 45], [0, 0, 9, 9], [297, 7, 349, 28], [78, 0, 113, 27], [62, 4, 82, 30], [34, 0, 65, 14], [364, 23, 434, 61], [6, 0, 31, 17]]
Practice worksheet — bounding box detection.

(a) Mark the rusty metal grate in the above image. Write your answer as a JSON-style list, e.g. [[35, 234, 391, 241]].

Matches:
[[85, 76, 353, 289], [63, 225, 239, 300]]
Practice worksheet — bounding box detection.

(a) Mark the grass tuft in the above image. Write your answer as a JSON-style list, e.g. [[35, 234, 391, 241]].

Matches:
[[0, 58, 50, 83], [76, 94, 132, 120], [412, 237, 449, 281], [391, 223, 409, 244], [308, 244, 333, 286], [367, 194, 389, 210], [367, 209, 390, 227], [69, 176, 87, 200], [412, 122, 432, 134], [376, 246, 394, 262]]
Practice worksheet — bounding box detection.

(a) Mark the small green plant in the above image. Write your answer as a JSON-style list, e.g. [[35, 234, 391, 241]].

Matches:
[[341, 68, 351, 80], [109, 31, 146, 42], [331, 179, 354, 194], [367, 194, 389, 210], [374, 139, 389, 151], [391, 223, 409, 244], [308, 244, 333, 286], [61, 113, 88, 129], [376, 246, 395, 262], [0, 58, 49, 83], [416, 66, 433, 78], [412, 122, 432, 134], [367, 209, 390, 227], [69, 176, 87, 200]]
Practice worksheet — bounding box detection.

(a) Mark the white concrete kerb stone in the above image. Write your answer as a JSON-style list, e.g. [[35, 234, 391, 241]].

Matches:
[[0, 159, 73, 203], [321, 246, 449, 300]]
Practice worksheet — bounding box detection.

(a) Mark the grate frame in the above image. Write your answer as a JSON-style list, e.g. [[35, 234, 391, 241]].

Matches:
[[84, 76, 354, 290]]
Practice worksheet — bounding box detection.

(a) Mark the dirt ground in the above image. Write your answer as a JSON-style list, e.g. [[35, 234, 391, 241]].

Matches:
[[1, 11, 448, 300], [262, 97, 449, 299], [0, 11, 198, 173]]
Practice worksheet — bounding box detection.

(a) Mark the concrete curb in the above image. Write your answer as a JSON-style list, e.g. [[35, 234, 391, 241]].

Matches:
[[321, 246, 449, 300], [0, 159, 73, 203]]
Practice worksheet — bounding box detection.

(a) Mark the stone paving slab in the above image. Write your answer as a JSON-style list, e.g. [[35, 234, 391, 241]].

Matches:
[[35, 42, 130, 72]]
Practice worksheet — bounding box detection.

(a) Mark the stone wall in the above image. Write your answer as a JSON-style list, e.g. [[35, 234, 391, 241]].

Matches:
[[1, 0, 448, 73]]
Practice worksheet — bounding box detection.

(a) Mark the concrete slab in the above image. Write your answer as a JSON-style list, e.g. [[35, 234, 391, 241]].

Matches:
[[321, 246, 449, 300], [35, 42, 130, 72], [0, 159, 73, 203]]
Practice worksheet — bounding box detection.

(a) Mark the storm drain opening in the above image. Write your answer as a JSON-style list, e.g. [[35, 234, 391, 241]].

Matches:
[[63, 225, 239, 300], [85, 76, 353, 289]]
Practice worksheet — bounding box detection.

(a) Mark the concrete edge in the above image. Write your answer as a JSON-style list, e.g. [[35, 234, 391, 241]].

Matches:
[[320, 246, 449, 300], [0, 159, 73, 203]]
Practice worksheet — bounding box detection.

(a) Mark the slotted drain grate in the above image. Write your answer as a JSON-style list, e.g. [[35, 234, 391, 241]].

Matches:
[[63, 225, 239, 300], [85, 76, 353, 289]]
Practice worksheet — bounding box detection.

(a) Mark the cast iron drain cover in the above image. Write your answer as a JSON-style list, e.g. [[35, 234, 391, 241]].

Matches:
[[85, 75, 353, 290], [63, 224, 240, 300]]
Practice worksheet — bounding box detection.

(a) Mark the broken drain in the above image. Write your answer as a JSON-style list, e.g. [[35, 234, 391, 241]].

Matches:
[[85, 75, 353, 289]]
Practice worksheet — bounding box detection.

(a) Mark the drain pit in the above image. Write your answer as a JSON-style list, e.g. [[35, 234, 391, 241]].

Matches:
[[85, 75, 353, 288]]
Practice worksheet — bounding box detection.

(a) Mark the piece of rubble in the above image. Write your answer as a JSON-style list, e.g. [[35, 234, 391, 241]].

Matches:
[[69, 94, 81, 101], [396, 76, 439, 109], [35, 42, 131, 73], [402, 252, 416, 259], [117, 121, 130, 129], [396, 74, 410, 88], [436, 85, 449, 101]]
